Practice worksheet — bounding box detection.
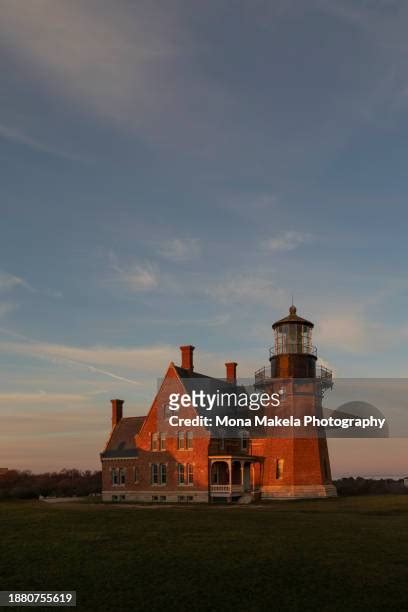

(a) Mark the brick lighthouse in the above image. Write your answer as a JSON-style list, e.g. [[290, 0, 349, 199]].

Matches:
[[254, 305, 337, 498]]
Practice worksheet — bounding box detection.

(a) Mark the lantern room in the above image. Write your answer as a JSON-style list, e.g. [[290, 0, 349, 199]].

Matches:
[[254, 305, 333, 387], [272, 305, 315, 356]]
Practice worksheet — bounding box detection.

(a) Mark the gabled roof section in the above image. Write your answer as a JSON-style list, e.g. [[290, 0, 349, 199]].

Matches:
[[174, 365, 250, 430], [174, 365, 214, 380], [101, 416, 145, 458]]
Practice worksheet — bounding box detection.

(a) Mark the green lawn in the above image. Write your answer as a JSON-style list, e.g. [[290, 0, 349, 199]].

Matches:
[[0, 497, 407, 611]]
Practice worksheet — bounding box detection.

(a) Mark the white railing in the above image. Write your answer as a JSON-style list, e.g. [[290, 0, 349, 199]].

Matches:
[[210, 484, 244, 494], [210, 485, 230, 493]]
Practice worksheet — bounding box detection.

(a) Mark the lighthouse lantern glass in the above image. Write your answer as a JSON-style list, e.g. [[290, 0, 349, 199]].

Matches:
[[274, 323, 312, 355]]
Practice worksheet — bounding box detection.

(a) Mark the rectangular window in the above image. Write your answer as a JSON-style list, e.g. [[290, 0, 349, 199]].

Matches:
[[276, 458, 284, 480], [177, 463, 185, 485], [187, 496, 193, 502], [119, 468, 126, 485], [134, 467, 139, 483], [152, 495, 158, 502], [177, 431, 185, 450], [178, 496, 185, 502], [160, 433, 166, 450], [186, 431, 193, 449], [187, 463, 193, 485], [111, 469, 118, 485], [120, 495, 126, 501], [160, 496, 166, 502], [112, 495, 118, 502], [160, 463, 167, 485], [151, 432, 159, 451], [241, 432, 249, 451], [151, 464, 159, 484]]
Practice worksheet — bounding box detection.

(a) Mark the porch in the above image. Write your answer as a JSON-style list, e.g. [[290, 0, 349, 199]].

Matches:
[[209, 456, 260, 502]]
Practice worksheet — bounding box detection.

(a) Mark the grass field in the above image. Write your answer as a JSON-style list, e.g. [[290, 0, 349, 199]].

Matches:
[[0, 496, 407, 611]]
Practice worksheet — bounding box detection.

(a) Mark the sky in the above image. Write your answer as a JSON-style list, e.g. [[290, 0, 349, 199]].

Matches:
[[0, 0, 407, 475]]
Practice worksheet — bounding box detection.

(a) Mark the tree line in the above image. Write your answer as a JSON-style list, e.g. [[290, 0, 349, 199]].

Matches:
[[334, 477, 407, 496], [0, 470, 406, 499], [0, 469, 101, 499]]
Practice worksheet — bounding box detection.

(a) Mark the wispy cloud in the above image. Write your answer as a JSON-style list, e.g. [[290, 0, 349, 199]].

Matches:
[[0, 392, 88, 404], [0, 271, 61, 306], [0, 123, 86, 162], [158, 238, 201, 262], [0, 2, 183, 129], [0, 272, 31, 318], [0, 338, 147, 386], [0, 271, 33, 292], [315, 312, 408, 354], [205, 275, 287, 306], [0, 326, 175, 382], [109, 260, 159, 292], [262, 231, 313, 252], [0, 0, 232, 153]]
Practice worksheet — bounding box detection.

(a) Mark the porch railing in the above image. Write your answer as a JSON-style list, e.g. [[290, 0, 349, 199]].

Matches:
[[210, 484, 244, 494]]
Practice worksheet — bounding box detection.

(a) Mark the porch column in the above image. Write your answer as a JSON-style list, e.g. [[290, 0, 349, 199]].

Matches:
[[240, 460, 244, 485]]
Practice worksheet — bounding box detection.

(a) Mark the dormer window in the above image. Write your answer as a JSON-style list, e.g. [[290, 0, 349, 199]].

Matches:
[[177, 431, 185, 450], [151, 432, 159, 451], [160, 433, 166, 450]]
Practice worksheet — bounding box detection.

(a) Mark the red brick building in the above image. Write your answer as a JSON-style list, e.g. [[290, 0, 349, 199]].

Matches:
[[101, 306, 337, 502]]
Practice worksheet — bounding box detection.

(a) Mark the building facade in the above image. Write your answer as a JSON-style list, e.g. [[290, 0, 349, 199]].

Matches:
[[101, 306, 337, 502]]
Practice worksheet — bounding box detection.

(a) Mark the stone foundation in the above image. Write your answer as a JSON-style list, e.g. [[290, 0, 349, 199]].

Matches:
[[260, 484, 337, 499], [102, 490, 209, 503]]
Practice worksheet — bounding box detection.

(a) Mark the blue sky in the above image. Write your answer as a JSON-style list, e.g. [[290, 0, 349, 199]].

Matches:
[[0, 0, 407, 473]]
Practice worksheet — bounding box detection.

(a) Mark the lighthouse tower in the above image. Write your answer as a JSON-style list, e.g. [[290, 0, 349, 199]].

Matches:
[[253, 305, 337, 499]]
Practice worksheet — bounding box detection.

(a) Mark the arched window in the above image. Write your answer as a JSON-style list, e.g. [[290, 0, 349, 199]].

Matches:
[[276, 458, 284, 480]]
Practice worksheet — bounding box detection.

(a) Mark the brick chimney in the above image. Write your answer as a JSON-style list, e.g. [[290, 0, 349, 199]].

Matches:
[[225, 362, 238, 384], [111, 399, 124, 429], [180, 345, 195, 372]]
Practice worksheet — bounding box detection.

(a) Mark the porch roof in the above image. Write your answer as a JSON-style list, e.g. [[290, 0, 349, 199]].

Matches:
[[209, 455, 261, 462]]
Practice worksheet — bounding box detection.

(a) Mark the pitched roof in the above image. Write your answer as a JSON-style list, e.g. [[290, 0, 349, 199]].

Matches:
[[101, 416, 145, 458], [101, 363, 252, 457], [174, 365, 213, 379], [175, 366, 252, 434]]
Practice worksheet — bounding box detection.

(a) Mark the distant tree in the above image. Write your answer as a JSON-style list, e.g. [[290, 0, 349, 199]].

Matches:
[[0, 469, 102, 499], [334, 477, 407, 496]]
